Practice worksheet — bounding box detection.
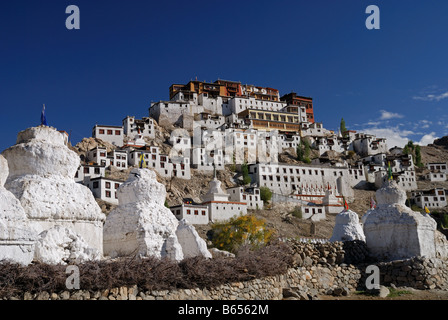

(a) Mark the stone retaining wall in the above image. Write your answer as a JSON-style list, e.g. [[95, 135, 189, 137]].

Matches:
[[7, 241, 448, 300]]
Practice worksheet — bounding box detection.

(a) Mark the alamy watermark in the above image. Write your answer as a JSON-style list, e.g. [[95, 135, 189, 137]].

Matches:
[[365, 265, 380, 290], [66, 5, 80, 30], [65, 265, 80, 290], [366, 5, 380, 30], [64, 5, 380, 31]]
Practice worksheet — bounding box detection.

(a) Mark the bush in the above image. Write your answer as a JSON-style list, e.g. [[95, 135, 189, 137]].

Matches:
[[259, 186, 272, 204], [0, 242, 293, 297], [291, 206, 302, 219], [441, 213, 448, 229], [210, 215, 274, 253], [296, 138, 311, 162]]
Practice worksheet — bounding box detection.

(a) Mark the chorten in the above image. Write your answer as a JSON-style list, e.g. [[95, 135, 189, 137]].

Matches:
[[2, 126, 105, 258], [363, 180, 438, 260]]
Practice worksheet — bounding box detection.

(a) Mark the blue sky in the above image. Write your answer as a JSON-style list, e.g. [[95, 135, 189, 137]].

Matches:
[[1, 0, 448, 152]]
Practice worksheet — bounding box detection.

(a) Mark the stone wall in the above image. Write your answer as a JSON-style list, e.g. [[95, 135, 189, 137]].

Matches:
[[17, 264, 361, 300], [6, 240, 448, 300], [372, 256, 448, 290]]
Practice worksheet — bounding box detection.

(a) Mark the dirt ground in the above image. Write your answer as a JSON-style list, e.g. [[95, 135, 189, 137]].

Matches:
[[320, 287, 448, 300]]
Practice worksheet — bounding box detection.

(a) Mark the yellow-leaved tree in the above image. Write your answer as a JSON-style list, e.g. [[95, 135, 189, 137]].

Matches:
[[211, 214, 274, 253]]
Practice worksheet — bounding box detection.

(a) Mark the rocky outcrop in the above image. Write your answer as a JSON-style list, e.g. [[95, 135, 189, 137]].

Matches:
[[330, 209, 366, 242], [104, 168, 210, 261], [2, 126, 105, 262], [0, 155, 36, 265], [363, 180, 441, 260]]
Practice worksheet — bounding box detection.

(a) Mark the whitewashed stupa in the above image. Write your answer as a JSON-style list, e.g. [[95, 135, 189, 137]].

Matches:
[[330, 208, 366, 242], [103, 168, 211, 261], [0, 155, 36, 265], [2, 126, 106, 262], [363, 179, 439, 260]]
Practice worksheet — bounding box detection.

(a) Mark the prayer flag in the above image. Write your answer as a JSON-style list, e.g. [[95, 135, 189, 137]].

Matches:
[[41, 104, 48, 126], [139, 153, 146, 169]]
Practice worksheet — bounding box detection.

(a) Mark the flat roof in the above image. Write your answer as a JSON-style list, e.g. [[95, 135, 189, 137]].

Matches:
[[88, 177, 125, 183], [94, 125, 123, 129]]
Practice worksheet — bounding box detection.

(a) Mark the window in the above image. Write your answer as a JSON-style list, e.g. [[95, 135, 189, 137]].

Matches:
[[93, 181, 99, 189], [94, 168, 100, 175], [99, 129, 105, 134], [105, 191, 111, 198], [115, 183, 120, 190], [115, 130, 121, 135], [105, 182, 111, 189], [194, 210, 198, 215], [187, 210, 191, 215], [84, 167, 90, 174], [202, 211, 206, 216], [107, 130, 113, 135]]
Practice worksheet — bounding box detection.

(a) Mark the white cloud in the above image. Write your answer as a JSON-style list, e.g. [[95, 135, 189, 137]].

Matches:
[[416, 132, 438, 146], [419, 120, 432, 129], [379, 110, 404, 120], [413, 91, 448, 102], [361, 127, 410, 149], [360, 126, 437, 149]]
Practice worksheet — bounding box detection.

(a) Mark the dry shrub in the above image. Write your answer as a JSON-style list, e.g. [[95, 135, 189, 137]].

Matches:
[[78, 256, 186, 291], [0, 261, 66, 298], [0, 241, 294, 297], [179, 240, 293, 289]]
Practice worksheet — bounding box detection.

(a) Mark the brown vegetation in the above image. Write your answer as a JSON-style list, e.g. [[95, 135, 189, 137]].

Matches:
[[0, 241, 293, 299]]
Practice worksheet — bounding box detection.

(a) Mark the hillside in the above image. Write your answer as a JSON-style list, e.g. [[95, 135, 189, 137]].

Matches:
[[73, 131, 448, 241]]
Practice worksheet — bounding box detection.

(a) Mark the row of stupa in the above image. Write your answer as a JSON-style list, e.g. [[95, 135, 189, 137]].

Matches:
[[0, 126, 210, 265]]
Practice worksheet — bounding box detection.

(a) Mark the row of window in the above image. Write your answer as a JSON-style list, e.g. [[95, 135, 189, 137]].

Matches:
[[98, 129, 122, 136], [174, 209, 207, 216], [304, 208, 323, 214], [236, 99, 284, 107], [429, 165, 447, 171], [417, 196, 446, 202]]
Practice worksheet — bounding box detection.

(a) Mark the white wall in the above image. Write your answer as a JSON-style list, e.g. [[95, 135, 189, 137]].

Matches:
[[171, 204, 209, 225], [92, 125, 123, 147], [206, 201, 247, 222]]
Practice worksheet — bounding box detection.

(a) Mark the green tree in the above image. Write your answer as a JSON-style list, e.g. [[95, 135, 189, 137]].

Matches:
[[407, 140, 415, 151], [402, 145, 410, 155], [259, 186, 272, 204], [297, 138, 311, 162], [241, 162, 251, 185], [340, 118, 347, 137], [415, 145, 423, 167], [296, 144, 304, 162]]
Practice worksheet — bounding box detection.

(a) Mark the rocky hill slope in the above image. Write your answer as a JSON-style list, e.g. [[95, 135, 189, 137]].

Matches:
[[72, 129, 448, 241]]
